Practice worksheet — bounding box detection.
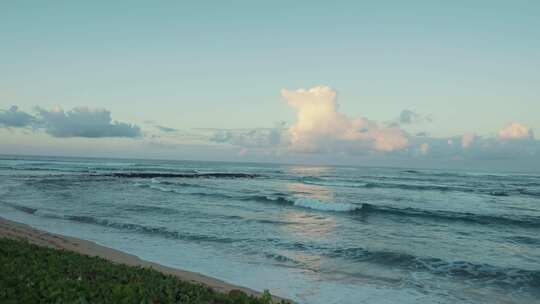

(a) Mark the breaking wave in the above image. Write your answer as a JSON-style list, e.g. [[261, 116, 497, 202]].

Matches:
[[117, 183, 540, 228]]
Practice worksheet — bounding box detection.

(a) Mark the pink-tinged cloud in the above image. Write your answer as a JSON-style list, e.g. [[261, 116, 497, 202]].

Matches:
[[238, 148, 248, 156], [498, 122, 534, 140], [419, 143, 430, 155], [461, 133, 476, 148], [281, 86, 408, 153]]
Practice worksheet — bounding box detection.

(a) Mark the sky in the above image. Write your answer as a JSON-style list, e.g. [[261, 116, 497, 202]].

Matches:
[[1, 1, 539, 171]]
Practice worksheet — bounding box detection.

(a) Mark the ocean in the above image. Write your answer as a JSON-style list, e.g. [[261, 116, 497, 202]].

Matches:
[[0, 155, 539, 304]]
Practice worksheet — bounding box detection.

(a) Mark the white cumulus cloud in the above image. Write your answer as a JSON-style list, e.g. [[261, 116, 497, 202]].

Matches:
[[281, 86, 408, 153], [498, 122, 534, 140]]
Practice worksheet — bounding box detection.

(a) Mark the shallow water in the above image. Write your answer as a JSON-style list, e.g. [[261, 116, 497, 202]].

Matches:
[[1, 155, 539, 303]]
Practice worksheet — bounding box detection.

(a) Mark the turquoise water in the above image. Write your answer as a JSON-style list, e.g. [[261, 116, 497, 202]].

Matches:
[[1, 155, 539, 303]]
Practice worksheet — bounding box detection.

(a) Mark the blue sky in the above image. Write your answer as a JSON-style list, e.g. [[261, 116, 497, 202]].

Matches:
[[1, 1, 539, 170]]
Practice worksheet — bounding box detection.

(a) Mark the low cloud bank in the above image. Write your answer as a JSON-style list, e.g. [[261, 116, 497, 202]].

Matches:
[[0, 106, 35, 128], [206, 86, 538, 162], [2, 89, 538, 165], [155, 125, 179, 133], [408, 123, 538, 161], [0, 105, 141, 138]]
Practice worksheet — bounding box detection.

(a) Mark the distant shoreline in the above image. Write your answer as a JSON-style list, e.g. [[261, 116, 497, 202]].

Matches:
[[0, 216, 290, 303]]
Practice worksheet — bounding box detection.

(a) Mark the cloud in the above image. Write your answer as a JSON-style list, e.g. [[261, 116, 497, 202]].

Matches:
[[35, 106, 141, 138], [281, 86, 408, 153], [209, 127, 285, 148], [498, 122, 534, 140], [398, 109, 432, 125], [1, 105, 141, 138], [0, 106, 35, 128], [419, 143, 430, 155], [238, 147, 248, 156], [3, 97, 538, 171], [399, 109, 420, 124], [461, 133, 476, 148], [407, 130, 540, 164], [155, 125, 179, 133]]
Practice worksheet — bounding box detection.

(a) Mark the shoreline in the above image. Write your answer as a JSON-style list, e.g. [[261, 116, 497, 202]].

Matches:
[[0, 216, 290, 303]]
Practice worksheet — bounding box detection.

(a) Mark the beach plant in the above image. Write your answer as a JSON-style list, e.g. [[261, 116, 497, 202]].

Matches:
[[0, 237, 290, 304], [261, 290, 273, 304]]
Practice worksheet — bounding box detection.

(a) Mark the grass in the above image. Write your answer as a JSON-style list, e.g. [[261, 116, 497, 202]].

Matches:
[[0, 237, 288, 304]]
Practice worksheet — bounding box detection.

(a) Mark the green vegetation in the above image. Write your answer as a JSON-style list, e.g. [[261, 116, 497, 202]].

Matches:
[[0, 238, 288, 304]]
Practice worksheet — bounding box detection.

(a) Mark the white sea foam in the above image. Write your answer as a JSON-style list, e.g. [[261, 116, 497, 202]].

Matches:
[[293, 198, 358, 212]]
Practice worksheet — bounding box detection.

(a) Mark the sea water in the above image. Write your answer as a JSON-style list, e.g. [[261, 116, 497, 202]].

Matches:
[[0, 155, 539, 304]]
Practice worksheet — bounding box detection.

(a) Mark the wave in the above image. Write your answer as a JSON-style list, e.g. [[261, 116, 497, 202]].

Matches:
[[149, 179, 205, 188], [488, 191, 509, 197], [64, 215, 241, 244], [1, 202, 68, 219], [134, 183, 297, 206], [107, 172, 259, 179], [0, 204, 241, 244], [294, 198, 358, 212], [5, 166, 76, 172], [243, 196, 540, 228], [187, 192, 296, 207], [264, 252, 305, 267], [364, 182, 471, 192], [120, 204, 180, 214], [355, 204, 540, 228], [235, 195, 540, 228], [184, 192, 355, 213], [135, 183, 179, 193], [2, 200, 293, 229], [303, 179, 540, 199], [302, 178, 473, 192], [184, 192, 356, 214], [506, 236, 540, 246], [134, 182, 207, 194], [241, 195, 294, 205], [4, 200, 539, 288], [519, 190, 540, 197], [300, 176, 326, 183], [3, 202, 38, 214], [123, 183, 540, 228], [135, 184, 359, 213], [288, 198, 539, 229], [402, 170, 422, 174], [329, 247, 540, 288]]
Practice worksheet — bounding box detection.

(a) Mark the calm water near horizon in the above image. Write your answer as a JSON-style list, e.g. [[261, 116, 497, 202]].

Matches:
[[1, 155, 539, 304]]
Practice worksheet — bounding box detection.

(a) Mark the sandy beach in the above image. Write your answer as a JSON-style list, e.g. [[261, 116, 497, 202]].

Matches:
[[0, 216, 287, 302]]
